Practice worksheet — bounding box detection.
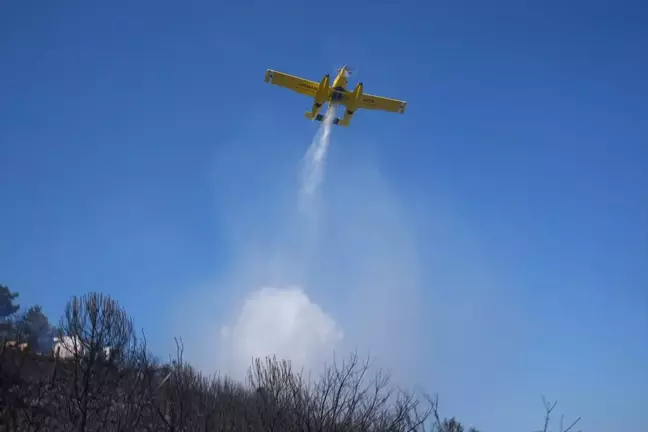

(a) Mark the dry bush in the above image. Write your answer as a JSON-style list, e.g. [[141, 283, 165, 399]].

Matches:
[[244, 352, 434, 432], [147, 344, 435, 432]]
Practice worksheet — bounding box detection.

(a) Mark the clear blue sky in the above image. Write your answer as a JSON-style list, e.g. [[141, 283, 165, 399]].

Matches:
[[1, 1, 647, 431]]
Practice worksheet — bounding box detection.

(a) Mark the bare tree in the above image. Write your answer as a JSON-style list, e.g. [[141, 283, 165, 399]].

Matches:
[[151, 337, 209, 431], [109, 331, 158, 432], [57, 292, 141, 432], [537, 396, 582, 432], [246, 351, 434, 432]]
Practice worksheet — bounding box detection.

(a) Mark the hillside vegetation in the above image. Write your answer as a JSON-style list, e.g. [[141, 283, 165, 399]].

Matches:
[[0, 285, 580, 432]]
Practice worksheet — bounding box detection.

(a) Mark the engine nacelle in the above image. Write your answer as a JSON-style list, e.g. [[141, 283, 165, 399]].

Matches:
[[315, 74, 330, 105], [349, 82, 363, 110]]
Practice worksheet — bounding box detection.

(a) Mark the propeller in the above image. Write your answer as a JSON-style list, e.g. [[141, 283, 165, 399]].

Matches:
[[335, 64, 357, 78]]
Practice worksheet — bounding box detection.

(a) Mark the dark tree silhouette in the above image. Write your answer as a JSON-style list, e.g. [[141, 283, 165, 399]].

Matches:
[[0, 284, 21, 341], [17, 305, 53, 352], [57, 292, 142, 432], [0, 285, 20, 319]]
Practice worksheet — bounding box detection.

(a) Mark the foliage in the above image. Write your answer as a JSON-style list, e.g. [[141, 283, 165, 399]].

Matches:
[[0, 284, 20, 319], [18, 305, 54, 352]]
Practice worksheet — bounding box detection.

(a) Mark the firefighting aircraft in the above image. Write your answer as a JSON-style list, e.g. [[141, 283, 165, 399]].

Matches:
[[264, 65, 407, 127]]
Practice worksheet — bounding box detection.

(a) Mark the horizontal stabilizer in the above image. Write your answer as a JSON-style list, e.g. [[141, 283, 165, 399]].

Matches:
[[305, 112, 344, 126]]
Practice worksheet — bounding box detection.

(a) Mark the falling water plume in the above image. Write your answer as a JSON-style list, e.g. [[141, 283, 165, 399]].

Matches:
[[299, 105, 337, 198]]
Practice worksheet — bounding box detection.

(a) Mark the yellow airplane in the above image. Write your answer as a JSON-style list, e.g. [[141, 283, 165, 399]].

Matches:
[[264, 65, 407, 127]]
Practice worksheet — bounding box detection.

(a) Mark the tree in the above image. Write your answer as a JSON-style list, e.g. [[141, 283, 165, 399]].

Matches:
[[440, 417, 481, 432], [0, 284, 20, 319], [58, 292, 141, 432], [245, 351, 434, 431], [19, 305, 53, 352], [441, 418, 464, 432], [0, 284, 20, 338], [429, 397, 481, 432]]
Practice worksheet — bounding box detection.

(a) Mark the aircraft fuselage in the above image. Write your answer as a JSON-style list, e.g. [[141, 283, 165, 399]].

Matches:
[[308, 65, 363, 125], [329, 68, 349, 103]]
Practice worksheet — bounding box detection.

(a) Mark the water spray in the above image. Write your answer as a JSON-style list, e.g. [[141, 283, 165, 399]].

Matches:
[[299, 104, 337, 198]]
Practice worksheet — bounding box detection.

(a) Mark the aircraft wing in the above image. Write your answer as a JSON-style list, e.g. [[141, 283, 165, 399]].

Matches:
[[357, 93, 407, 114], [265, 69, 319, 97]]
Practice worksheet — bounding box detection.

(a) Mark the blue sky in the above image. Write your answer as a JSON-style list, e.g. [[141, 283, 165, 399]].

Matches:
[[1, 1, 647, 431]]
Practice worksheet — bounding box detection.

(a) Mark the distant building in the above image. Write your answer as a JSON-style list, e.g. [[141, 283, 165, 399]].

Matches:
[[52, 336, 113, 361], [53, 336, 84, 359]]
